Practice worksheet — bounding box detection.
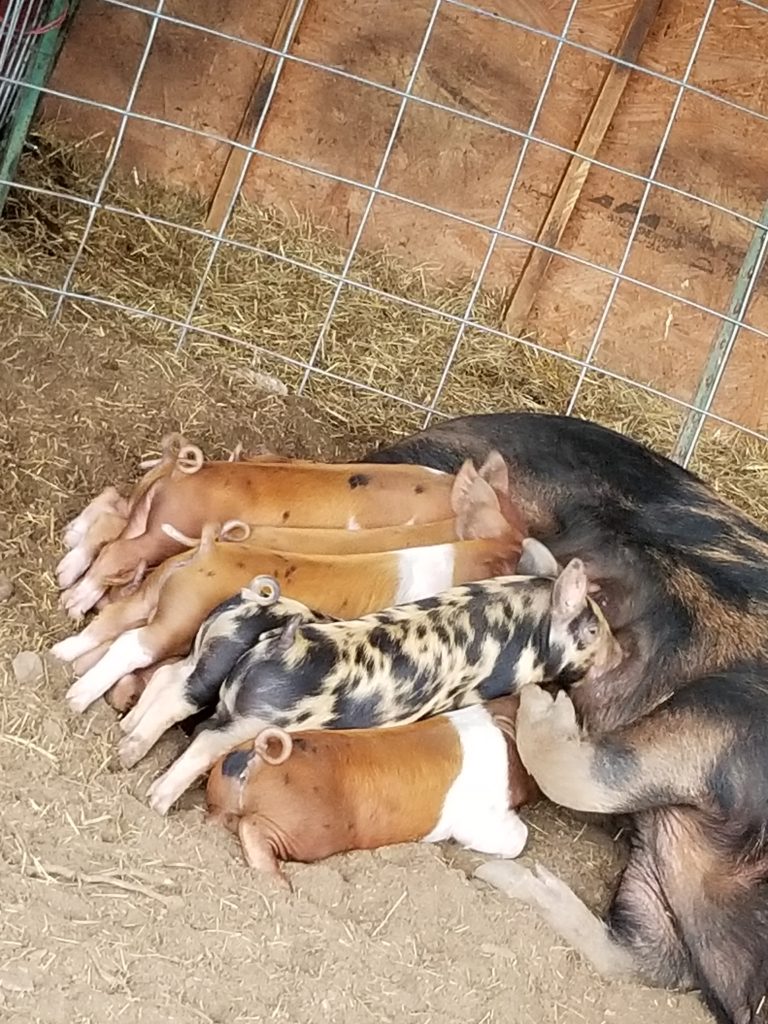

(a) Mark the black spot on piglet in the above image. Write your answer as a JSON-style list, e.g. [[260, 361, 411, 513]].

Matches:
[[221, 748, 253, 778], [348, 473, 371, 488]]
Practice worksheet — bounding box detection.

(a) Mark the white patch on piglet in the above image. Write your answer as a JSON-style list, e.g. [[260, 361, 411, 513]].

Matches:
[[422, 704, 528, 858], [65, 629, 154, 714], [50, 628, 97, 664], [394, 543, 455, 604], [346, 515, 360, 531]]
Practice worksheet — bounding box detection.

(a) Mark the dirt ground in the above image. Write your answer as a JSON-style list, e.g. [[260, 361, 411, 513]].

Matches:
[[0, 315, 716, 1024]]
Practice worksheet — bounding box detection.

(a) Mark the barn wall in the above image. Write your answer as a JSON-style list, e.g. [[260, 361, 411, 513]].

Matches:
[[35, 0, 768, 430]]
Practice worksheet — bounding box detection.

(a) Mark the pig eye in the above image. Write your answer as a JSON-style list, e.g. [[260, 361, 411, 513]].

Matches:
[[584, 621, 599, 640]]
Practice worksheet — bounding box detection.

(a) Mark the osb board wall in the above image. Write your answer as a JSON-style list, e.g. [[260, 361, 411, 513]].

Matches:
[[35, 0, 768, 430]]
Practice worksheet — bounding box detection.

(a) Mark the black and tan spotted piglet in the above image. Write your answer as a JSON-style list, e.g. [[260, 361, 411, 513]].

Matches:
[[146, 539, 623, 815], [117, 575, 334, 769]]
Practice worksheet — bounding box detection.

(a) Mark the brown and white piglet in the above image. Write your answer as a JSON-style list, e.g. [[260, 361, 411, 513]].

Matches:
[[205, 695, 540, 887], [58, 445, 459, 619]]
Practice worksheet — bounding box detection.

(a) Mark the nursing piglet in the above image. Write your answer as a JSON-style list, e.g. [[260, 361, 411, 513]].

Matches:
[[205, 696, 540, 886], [117, 575, 334, 767], [146, 540, 622, 815]]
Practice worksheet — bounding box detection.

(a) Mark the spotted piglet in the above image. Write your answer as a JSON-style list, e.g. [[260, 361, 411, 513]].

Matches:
[[118, 575, 333, 769], [146, 539, 622, 815]]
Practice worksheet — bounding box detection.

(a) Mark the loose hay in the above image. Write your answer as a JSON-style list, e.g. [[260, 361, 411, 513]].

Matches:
[[2, 125, 767, 522], [0, 126, 756, 1024]]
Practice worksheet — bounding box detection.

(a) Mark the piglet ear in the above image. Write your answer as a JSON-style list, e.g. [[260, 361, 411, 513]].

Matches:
[[273, 613, 304, 653], [454, 474, 502, 540], [451, 458, 480, 515], [552, 558, 588, 620], [517, 538, 559, 577], [476, 450, 509, 495]]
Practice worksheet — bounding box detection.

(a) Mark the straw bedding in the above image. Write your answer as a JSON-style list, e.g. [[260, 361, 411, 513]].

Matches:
[[0, 126, 754, 1024]]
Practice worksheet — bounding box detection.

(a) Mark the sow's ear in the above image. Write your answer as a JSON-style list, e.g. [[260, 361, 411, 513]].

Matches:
[[552, 558, 589, 621], [518, 537, 559, 577]]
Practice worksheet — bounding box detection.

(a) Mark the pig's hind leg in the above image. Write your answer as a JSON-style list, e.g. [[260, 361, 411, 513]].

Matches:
[[238, 817, 291, 889], [118, 657, 197, 768], [64, 619, 173, 714], [51, 583, 154, 664], [119, 630, 256, 767], [474, 858, 638, 979], [474, 810, 697, 993], [146, 712, 273, 816], [513, 684, 735, 817]]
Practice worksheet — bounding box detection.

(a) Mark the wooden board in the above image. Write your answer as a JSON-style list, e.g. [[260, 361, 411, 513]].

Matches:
[[34, 0, 768, 430]]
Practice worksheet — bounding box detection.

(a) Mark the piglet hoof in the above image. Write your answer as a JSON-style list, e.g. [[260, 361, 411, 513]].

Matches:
[[118, 733, 151, 771], [55, 547, 91, 590], [58, 590, 80, 618], [118, 705, 143, 734], [50, 635, 84, 664], [62, 598, 92, 622], [65, 694, 92, 715], [145, 775, 179, 817], [62, 518, 87, 550], [64, 679, 100, 715], [59, 589, 87, 621], [59, 580, 104, 620]]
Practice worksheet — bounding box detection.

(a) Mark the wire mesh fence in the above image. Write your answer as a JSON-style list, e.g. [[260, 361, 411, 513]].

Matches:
[[1, 0, 767, 469]]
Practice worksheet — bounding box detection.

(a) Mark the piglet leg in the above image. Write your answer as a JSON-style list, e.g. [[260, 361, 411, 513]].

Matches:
[[61, 487, 128, 549], [56, 513, 128, 589], [51, 584, 153, 664], [146, 715, 271, 816], [238, 817, 291, 890], [57, 543, 99, 591], [71, 642, 112, 678], [60, 571, 114, 621], [64, 628, 158, 714], [52, 627, 107, 666], [118, 658, 197, 768], [119, 657, 193, 734], [61, 534, 177, 620], [119, 630, 258, 764]]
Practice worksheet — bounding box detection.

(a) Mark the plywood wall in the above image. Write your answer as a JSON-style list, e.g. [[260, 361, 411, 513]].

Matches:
[[35, 0, 768, 430]]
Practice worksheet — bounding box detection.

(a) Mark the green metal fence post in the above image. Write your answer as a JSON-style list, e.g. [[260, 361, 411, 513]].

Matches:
[[0, 0, 79, 215]]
